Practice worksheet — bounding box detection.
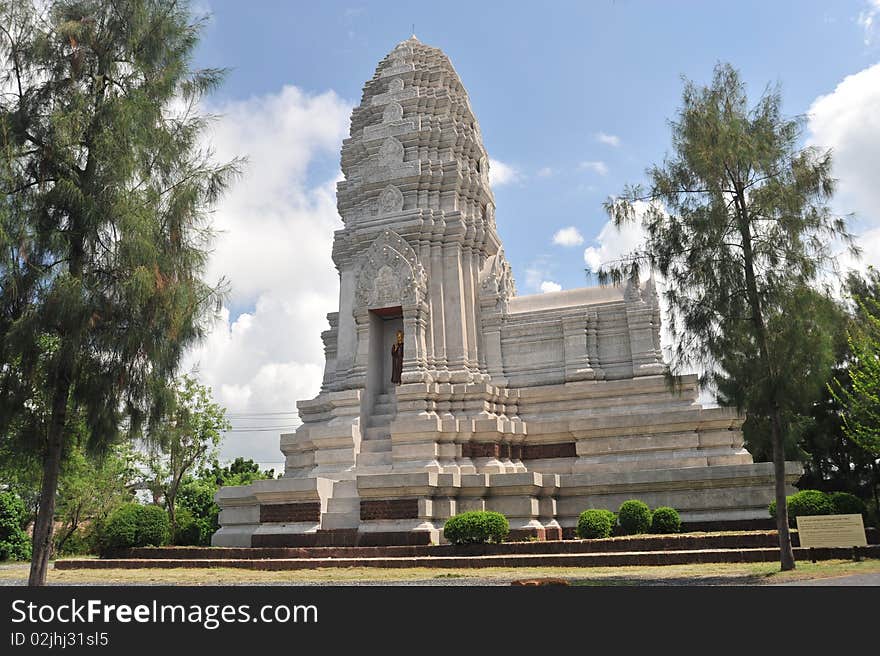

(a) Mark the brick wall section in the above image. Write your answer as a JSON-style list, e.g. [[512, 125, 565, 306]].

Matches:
[[259, 502, 321, 523], [461, 443, 500, 458], [57, 544, 880, 570], [360, 498, 420, 520], [120, 527, 878, 559], [461, 442, 575, 459], [522, 443, 576, 459]]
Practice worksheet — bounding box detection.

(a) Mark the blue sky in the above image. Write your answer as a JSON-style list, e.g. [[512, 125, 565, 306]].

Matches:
[[181, 1, 880, 464], [192, 1, 878, 292]]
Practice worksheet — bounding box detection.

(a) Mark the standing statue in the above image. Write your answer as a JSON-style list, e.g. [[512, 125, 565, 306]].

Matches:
[[391, 329, 404, 385]]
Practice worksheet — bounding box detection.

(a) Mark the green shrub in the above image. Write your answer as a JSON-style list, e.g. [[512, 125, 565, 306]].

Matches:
[[55, 528, 92, 556], [576, 509, 615, 539], [769, 490, 838, 527], [97, 503, 170, 554], [617, 500, 652, 535], [0, 492, 31, 561], [789, 490, 835, 519], [177, 479, 220, 545], [443, 511, 509, 545], [650, 506, 681, 534], [828, 492, 867, 518], [172, 508, 202, 546]]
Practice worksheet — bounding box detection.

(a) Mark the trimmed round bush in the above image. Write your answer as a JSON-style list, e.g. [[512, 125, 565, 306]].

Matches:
[[98, 503, 170, 554], [443, 511, 509, 545], [576, 509, 615, 539], [0, 492, 31, 561], [788, 490, 835, 520], [828, 492, 867, 517], [769, 490, 836, 527], [650, 506, 681, 534], [617, 500, 652, 535]]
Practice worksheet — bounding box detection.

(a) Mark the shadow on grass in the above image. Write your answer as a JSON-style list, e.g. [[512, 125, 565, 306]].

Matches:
[[570, 575, 770, 587]]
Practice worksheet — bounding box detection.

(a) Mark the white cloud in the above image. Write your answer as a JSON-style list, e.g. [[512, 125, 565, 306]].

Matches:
[[579, 160, 608, 176], [595, 131, 621, 147], [524, 260, 558, 294], [182, 85, 352, 466], [537, 166, 554, 178], [582, 203, 651, 272], [540, 281, 562, 293], [552, 226, 584, 247], [858, 0, 880, 45], [488, 158, 521, 186], [808, 62, 880, 271]]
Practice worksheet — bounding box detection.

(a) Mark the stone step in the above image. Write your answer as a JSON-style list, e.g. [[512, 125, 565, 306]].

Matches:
[[326, 496, 360, 514], [331, 479, 358, 496], [357, 452, 393, 467], [360, 439, 392, 453], [320, 511, 360, 530], [368, 412, 394, 425]]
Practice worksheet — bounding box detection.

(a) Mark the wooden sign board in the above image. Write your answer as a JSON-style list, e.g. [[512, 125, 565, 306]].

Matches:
[[796, 514, 867, 548]]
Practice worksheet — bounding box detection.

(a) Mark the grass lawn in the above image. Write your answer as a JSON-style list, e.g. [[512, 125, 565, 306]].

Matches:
[[0, 558, 866, 585]]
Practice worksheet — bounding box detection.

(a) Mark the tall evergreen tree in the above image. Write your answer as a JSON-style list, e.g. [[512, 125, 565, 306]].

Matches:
[[0, 0, 239, 585], [600, 64, 857, 570], [830, 295, 880, 460]]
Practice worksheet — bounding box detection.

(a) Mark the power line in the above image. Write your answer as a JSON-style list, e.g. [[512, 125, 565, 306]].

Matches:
[[225, 412, 299, 417], [224, 426, 300, 432]]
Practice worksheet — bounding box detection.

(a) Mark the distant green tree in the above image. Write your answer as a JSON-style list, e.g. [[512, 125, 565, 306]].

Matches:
[[175, 457, 273, 545], [208, 456, 277, 486], [830, 294, 880, 460], [797, 269, 880, 510], [142, 375, 231, 529], [54, 442, 138, 554], [600, 63, 856, 570], [0, 0, 238, 585]]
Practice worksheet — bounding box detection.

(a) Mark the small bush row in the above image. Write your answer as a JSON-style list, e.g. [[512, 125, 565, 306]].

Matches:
[[576, 500, 681, 539], [769, 490, 867, 527], [94, 502, 216, 555]]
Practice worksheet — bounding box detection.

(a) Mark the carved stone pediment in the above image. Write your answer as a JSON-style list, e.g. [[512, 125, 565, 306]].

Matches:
[[383, 102, 404, 123], [479, 249, 516, 305], [377, 137, 404, 166], [354, 229, 427, 310], [377, 184, 404, 214]]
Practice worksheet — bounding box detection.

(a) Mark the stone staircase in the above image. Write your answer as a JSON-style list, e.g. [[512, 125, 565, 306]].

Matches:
[[320, 479, 360, 530], [355, 391, 396, 473], [321, 392, 396, 530]]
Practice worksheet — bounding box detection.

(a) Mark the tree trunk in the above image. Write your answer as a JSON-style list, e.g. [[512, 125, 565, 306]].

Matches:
[[770, 409, 796, 570], [872, 461, 880, 521], [28, 359, 73, 586], [733, 185, 795, 570]]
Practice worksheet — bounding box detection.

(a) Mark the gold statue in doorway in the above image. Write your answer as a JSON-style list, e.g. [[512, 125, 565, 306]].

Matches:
[[391, 329, 404, 385]]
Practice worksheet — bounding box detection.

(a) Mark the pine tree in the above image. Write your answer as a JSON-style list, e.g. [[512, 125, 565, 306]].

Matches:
[[831, 297, 880, 459], [600, 64, 857, 570], [0, 0, 239, 585]]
